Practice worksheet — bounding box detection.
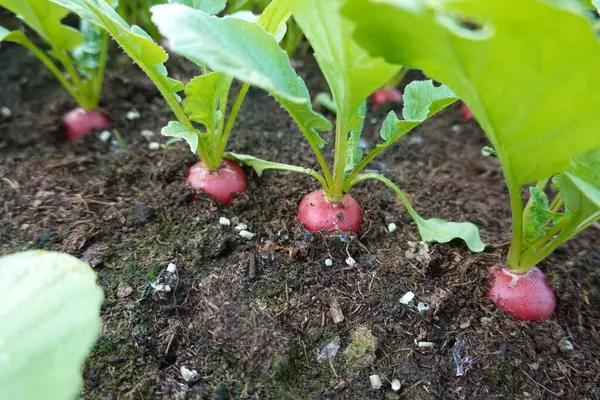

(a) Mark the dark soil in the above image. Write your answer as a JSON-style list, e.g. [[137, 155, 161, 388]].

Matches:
[[1, 28, 600, 400]]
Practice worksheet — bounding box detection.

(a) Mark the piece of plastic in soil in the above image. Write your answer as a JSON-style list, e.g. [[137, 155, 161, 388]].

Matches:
[[452, 339, 473, 377], [316, 336, 341, 362]]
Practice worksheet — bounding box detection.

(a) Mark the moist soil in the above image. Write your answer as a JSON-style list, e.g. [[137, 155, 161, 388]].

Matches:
[[1, 31, 600, 400]]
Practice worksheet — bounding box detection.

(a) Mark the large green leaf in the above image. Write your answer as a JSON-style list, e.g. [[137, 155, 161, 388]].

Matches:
[[50, 0, 183, 98], [343, 0, 600, 185], [0, 250, 103, 400], [292, 0, 399, 133], [150, 3, 332, 139], [0, 0, 83, 50], [71, 19, 104, 78]]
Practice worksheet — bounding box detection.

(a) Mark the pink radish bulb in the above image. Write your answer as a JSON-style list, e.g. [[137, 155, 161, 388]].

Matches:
[[186, 159, 247, 205], [62, 107, 112, 140], [372, 88, 403, 106], [460, 103, 473, 121], [485, 266, 556, 321], [297, 189, 361, 233]]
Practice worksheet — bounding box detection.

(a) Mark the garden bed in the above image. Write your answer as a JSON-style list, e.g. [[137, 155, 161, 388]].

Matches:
[[1, 40, 600, 399]]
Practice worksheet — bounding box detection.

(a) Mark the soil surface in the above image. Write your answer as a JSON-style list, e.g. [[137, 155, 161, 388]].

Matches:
[[2, 22, 600, 400]]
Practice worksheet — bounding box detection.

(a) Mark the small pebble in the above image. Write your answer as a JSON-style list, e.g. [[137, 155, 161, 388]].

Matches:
[[417, 302, 430, 312], [369, 374, 383, 390], [480, 317, 493, 327], [418, 341, 435, 348], [235, 223, 248, 231], [239, 230, 256, 240], [151, 282, 171, 292], [126, 109, 140, 120], [345, 256, 356, 266], [460, 320, 471, 329], [148, 142, 160, 150], [116, 282, 133, 298], [325, 258, 333, 267], [98, 130, 112, 142], [391, 379, 402, 392], [558, 338, 574, 353], [450, 124, 461, 133], [219, 217, 231, 226], [180, 366, 198, 382], [166, 263, 177, 274], [399, 291, 415, 305], [388, 222, 397, 233], [0, 106, 12, 118], [140, 129, 154, 140]]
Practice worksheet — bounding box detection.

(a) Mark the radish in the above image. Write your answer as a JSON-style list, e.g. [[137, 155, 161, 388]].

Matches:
[[63, 107, 112, 140], [186, 159, 247, 205], [372, 88, 403, 106], [297, 189, 361, 233], [485, 266, 556, 321], [460, 102, 473, 121]]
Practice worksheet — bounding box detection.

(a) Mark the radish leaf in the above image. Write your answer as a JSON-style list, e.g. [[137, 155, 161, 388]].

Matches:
[[0, 0, 83, 51], [161, 121, 201, 153], [184, 72, 232, 134], [345, 102, 366, 173], [292, 0, 399, 135], [343, 0, 600, 185], [0, 250, 103, 400]]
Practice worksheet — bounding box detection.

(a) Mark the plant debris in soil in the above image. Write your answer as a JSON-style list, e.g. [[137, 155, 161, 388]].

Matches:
[[1, 38, 600, 400]]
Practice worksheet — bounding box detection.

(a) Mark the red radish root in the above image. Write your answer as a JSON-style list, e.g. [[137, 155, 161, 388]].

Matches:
[[372, 88, 403, 106], [186, 159, 247, 205], [460, 102, 473, 121], [63, 107, 112, 140], [485, 266, 556, 321], [297, 189, 361, 233]]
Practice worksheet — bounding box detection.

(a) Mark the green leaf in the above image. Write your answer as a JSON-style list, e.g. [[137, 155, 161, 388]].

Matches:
[[522, 186, 564, 250], [167, 0, 226, 14], [561, 147, 600, 217], [150, 4, 332, 143], [161, 121, 200, 153], [314, 92, 337, 114], [345, 101, 366, 173], [184, 72, 232, 133], [379, 80, 457, 146], [0, 250, 103, 400], [291, 0, 400, 133], [71, 19, 104, 78], [0, 0, 83, 50], [343, 0, 600, 185], [413, 215, 487, 253], [256, 0, 291, 42], [50, 0, 183, 99]]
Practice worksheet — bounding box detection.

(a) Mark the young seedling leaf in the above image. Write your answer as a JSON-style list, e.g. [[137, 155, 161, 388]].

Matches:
[[50, 0, 184, 99], [0, 0, 83, 51], [72, 19, 104, 78], [314, 92, 337, 114], [167, 0, 226, 14], [0, 250, 103, 400], [378, 80, 457, 147], [413, 215, 486, 253], [522, 186, 564, 250], [345, 102, 366, 173], [343, 0, 600, 185], [292, 0, 400, 134], [151, 4, 331, 143], [161, 121, 200, 153], [184, 72, 232, 134]]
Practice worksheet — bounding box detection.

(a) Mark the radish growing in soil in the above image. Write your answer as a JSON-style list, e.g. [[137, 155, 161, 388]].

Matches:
[[53, 0, 285, 204], [149, 0, 485, 252], [0, 3, 110, 139], [371, 68, 409, 106], [344, 0, 600, 321]]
